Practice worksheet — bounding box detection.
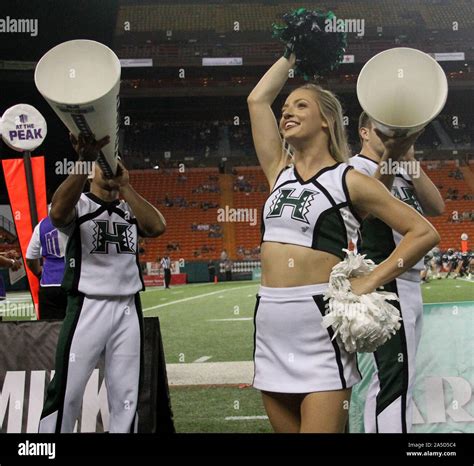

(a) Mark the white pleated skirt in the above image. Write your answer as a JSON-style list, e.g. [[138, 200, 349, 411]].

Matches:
[[253, 283, 361, 394]]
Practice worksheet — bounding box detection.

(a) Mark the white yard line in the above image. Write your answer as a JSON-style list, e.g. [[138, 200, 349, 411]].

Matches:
[[1, 299, 32, 303], [424, 300, 474, 305], [3, 296, 32, 301], [144, 282, 255, 293], [225, 416, 268, 421], [193, 356, 212, 363], [143, 284, 257, 312], [207, 318, 253, 322], [167, 360, 253, 385]]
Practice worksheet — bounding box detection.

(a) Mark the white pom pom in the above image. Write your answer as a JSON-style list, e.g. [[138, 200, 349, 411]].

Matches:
[[322, 249, 401, 353]]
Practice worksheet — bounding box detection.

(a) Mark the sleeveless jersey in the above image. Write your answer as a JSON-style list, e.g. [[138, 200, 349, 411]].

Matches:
[[350, 154, 424, 281], [261, 162, 362, 260], [60, 192, 144, 296], [26, 216, 67, 286]]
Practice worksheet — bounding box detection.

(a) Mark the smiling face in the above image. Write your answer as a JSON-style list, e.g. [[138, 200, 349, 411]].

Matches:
[[279, 89, 328, 144]]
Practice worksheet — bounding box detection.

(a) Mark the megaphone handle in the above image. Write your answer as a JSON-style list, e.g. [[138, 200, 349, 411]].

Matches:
[[69, 113, 116, 178], [96, 152, 115, 179]]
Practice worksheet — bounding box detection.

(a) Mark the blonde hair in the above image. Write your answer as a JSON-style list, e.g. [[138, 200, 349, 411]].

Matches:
[[283, 84, 349, 163]]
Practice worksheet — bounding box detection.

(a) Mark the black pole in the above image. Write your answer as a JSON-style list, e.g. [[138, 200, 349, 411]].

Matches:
[[22, 150, 39, 228]]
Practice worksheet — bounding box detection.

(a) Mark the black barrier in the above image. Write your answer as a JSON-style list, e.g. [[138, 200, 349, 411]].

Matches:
[[0, 317, 175, 433]]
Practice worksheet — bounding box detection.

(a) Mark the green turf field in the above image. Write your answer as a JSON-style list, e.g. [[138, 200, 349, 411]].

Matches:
[[142, 281, 259, 363], [421, 277, 473, 303], [1, 277, 472, 432], [170, 385, 272, 433]]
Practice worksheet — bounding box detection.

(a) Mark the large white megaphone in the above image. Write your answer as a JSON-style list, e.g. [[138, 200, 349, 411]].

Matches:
[[357, 47, 448, 137], [35, 39, 121, 177]]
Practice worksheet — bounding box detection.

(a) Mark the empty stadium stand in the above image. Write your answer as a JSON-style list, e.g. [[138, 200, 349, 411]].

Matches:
[[423, 160, 474, 249], [128, 160, 473, 262], [115, 1, 474, 35], [129, 167, 224, 261]]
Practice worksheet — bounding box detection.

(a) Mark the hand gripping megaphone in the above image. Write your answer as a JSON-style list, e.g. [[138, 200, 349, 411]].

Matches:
[[35, 39, 121, 177], [357, 47, 448, 137]]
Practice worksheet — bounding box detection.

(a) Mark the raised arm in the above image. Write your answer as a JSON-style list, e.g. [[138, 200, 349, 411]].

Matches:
[[115, 162, 166, 238], [347, 169, 440, 294], [402, 150, 445, 216], [371, 129, 422, 190], [247, 54, 296, 188], [371, 130, 444, 216], [49, 173, 88, 228], [50, 133, 110, 227]]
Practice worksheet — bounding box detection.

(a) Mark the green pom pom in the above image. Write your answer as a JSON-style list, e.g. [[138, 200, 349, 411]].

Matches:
[[272, 8, 347, 79]]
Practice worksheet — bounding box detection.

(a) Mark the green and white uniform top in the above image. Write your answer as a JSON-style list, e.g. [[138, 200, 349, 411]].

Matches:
[[60, 192, 144, 296], [350, 154, 424, 282], [261, 162, 362, 260]]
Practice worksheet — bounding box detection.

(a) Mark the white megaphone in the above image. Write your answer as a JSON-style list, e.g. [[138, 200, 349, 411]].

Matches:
[[35, 39, 121, 177], [357, 47, 448, 137]]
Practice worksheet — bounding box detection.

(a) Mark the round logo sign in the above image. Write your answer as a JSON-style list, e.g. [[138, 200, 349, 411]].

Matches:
[[0, 104, 47, 152]]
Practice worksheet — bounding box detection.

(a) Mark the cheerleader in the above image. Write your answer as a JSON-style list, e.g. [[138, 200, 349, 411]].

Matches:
[[247, 53, 440, 433], [352, 112, 444, 432]]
